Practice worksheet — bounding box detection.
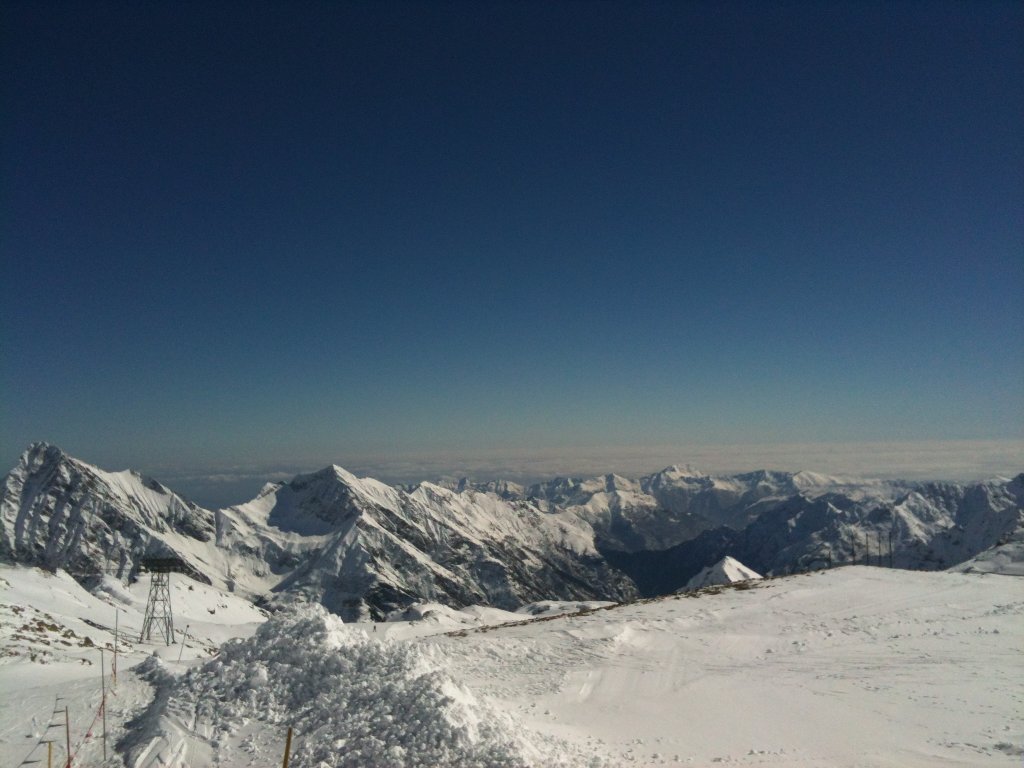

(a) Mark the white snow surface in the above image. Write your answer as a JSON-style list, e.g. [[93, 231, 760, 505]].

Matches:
[[683, 555, 763, 591], [0, 564, 267, 768], [3, 564, 1024, 766], [431, 567, 1023, 766]]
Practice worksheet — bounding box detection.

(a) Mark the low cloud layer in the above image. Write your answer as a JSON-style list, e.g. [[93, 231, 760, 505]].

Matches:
[[157, 440, 1023, 509]]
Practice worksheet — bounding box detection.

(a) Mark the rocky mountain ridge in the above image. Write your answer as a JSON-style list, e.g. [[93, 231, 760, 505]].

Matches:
[[2, 443, 1020, 618], [1, 444, 636, 620], [604, 476, 1024, 595]]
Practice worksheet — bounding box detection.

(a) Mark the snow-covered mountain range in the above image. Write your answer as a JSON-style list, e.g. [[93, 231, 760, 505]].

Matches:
[[604, 473, 1024, 595], [1, 444, 635, 620], [2, 443, 1021, 617]]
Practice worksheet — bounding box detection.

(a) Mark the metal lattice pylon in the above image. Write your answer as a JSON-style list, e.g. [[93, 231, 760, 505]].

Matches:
[[140, 569, 175, 645]]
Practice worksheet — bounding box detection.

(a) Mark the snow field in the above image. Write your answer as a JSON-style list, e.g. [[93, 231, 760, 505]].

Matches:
[[4, 564, 1023, 767], [431, 567, 1024, 766]]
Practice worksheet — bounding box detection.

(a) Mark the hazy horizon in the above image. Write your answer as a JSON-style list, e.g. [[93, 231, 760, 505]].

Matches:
[[7, 438, 1021, 509]]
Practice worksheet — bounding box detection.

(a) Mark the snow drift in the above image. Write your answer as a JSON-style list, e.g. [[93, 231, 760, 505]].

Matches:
[[153, 604, 588, 767]]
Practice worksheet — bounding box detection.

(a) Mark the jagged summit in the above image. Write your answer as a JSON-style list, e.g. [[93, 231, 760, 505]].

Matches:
[[650, 464, 706, 480], [20, 440, 61, 460], [16, 441, 81, 479], [16, 441, 179, 501], [1, 442, 214, 583]]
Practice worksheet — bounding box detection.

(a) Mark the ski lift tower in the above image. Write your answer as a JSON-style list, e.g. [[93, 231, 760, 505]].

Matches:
[[139, 557, 186, 645]]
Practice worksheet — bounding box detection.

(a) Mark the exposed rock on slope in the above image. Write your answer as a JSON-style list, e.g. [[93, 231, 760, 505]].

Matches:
[[0, 442, 214, 583], [218, 465, 637, 620], [605, 477, 1024, 595], [948, 488, 1024, 576]]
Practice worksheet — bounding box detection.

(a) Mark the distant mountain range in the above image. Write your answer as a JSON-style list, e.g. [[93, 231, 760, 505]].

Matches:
[[2, 443, 1021, 618]]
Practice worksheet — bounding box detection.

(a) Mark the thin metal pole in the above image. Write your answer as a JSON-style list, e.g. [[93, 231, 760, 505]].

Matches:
[[177, 624, 190, 663], [64, 705, 71, 768], [113, 608, 119, 686], [100, 649, 107, 761], [282, 726, 293, 768], [48, 741, 52, 768]]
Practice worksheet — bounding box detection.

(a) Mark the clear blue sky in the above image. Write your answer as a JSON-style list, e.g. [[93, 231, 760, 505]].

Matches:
[[2, 1, 1022, 500]]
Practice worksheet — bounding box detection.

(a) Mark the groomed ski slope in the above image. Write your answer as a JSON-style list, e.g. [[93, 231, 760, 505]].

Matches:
[[2, 565, 1021, 766]]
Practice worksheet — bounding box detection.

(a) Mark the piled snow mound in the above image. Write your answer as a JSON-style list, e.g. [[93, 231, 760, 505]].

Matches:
[[169, 604, 572, 767], [683, 556, 763, 591]]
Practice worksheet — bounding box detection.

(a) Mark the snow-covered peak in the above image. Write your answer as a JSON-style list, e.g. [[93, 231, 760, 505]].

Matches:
[[1, 442, 215, 584], [287, 463, 360, 490], [791, 471, 911, 501], [210, 458, 633, 618], [791, 470, 839, 488], [8, 442, 198, 516], [647, 464, 706, 482], [14, 442, 101, 488], [732, 469, 797, 491], [12, 442, 195, 515], [683, 556, 763, 591], [227, 463, 385, 536]]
